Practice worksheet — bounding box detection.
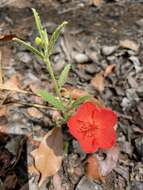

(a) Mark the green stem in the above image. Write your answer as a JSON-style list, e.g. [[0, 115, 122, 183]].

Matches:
[[44, 58, 60, 97], [44, 58, 67, 120]]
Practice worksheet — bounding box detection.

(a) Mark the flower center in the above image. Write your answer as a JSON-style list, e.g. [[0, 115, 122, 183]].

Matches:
[[78, 120, 99, 137]]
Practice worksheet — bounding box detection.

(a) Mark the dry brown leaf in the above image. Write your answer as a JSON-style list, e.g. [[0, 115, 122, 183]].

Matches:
[[53, 174, 64, 190], [2, 74, 21, 90], [99, 145, 119, 176], [90, 0, 103, 7], [31, 127, 63, 186], [3, 173, 17, 189], [86, 156, 105, 183], [0, 106, 7, 117], [28, 164, 40, 176], [119, 39, 139, 52], [86, 145, 119, 182], [61, 87, 89, 99], [104, 64, 116, 78], [91, 71, 105, 92], [61, 86, 105, 107], [27, 107, 43, 119]]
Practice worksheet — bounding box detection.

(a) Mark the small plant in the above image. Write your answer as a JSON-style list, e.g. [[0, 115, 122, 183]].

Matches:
[[13, 9, 118, 186], [13, 8, 90, 124]]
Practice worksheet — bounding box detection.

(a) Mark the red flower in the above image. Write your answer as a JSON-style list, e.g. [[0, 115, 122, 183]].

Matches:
[[67, 102, 117, 153]]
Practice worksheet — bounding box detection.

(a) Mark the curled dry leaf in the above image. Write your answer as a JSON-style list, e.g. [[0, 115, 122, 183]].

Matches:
[[119, 39, 139, 52], [104, 64, 116, 78], [53, 174, 64, 190], [86, 156, 105, 183], [61, 87, 89, 99], [91, 71, 105, 92], [3, 173, 17, 189], [0, 106, 7, 117], [0, 74, 22, 91], [90, 0, 103, 7], [99, 144, 119, 176], [31, 127, 63, 186], [61, 86, 104, 107], [86, 145, 119, 182]]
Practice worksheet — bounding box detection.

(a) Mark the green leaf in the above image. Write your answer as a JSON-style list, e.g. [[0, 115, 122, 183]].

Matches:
[[37, 89, 65, 112], [13, 38, 43, 58], [58, 64, 71, 89], [32, 8, 43, 40], [70, 96, 91, 110], [42, 28, 49, 55], [48, 21, 68, 55]]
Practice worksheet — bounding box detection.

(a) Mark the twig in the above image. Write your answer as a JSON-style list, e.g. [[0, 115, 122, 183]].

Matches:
[[0, 50, 3, 85]]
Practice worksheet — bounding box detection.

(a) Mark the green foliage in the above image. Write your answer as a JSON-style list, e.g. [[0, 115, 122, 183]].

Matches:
[[13, 8, 91, 123], [48, 21, 68, 56], [13, 38, 43, 58], [58, 64, 71, 90], [38, 90, 65, 112], [32, 8, 44, 41], [70, 96, 91, 110]]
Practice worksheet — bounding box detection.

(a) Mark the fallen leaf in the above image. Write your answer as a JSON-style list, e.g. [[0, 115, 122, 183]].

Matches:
[[91, 71, 105, 92], [61, 87, 89, 99], [1, 74, 21, 90], [53, 174, 64, 190], [86, 156, 105, 183], [0, 106, 7, 117], [27, 107, 43, 119], [119, 39, 139, 52], [86, 145, 119, 182], [31, 127, 63, 186], [3, 173, 17, 189], [90, 0, 103, 7], [99, 144, 119, 176], [0, 34, 16, 41], [61, 86, 104, 107], [28, 164, 40, 176], [104, 64, 116, 77]]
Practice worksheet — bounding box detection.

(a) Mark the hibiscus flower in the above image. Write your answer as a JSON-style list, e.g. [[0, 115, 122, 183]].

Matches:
[[67, 102, 117, 153]]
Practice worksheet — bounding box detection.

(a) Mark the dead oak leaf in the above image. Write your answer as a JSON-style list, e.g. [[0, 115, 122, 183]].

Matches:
[[61, 87, 89, 99], [104, 64, 116, 78], [86, 145, 119, 182], [91, 71, 105, 92], [86, 156, 105, 183], [90, 0, 104, 7], [119, 39, 139, 52], [0, 74, 22, 91], [31, 127, 63, 186], [99, 144, 119, 176]]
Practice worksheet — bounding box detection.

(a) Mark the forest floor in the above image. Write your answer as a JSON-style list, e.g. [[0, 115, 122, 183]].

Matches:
[[0, 0, 143, 189]]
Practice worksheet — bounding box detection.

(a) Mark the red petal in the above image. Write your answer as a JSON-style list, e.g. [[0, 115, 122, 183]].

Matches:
[[67, 116, 83, 140], [93, 107, 117, 130], [95, 126, 116, 149], [76, 102, 97, 122], [79, 135, 98, 153]]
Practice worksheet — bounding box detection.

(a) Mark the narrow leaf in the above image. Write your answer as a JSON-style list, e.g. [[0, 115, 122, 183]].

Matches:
[[58, 64, 71, 89], [38, 89, 65, 112], [13, 38, 43, 58], [70, 95, 91, 110], [48, 21, 68, 55], [32, 8, 43, 40]]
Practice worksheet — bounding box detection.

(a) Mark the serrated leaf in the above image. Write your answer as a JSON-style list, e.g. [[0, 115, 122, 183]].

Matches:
[[48, 21, 68, 55], [58, 64, 70, 89], [13, 38, 43, 58], [70, 95, 91, 110], [32, 8, 43, 40], [38, 89, 65, 112]]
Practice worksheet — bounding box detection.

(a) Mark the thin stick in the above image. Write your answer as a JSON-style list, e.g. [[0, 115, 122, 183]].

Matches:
[[0, 51, 3, 85]]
